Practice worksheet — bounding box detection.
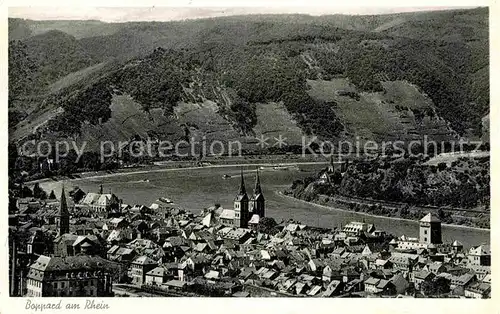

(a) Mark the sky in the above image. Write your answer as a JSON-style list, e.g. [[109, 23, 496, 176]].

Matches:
[[8, 6, 479, 22]]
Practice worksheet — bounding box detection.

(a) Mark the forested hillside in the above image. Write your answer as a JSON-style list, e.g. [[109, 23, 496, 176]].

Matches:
[[8, 7, 489, 152]]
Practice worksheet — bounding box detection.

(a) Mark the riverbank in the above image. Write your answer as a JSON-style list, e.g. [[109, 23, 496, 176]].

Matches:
[[276, 191, 490, 232], [29, 161, 488, 248], [26, 160, 329, 186]]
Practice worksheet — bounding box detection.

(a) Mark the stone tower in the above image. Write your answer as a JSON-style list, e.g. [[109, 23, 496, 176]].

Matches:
[[419, 213, 442, 245], [250, 168, 265, 218], [234, 169, 249, 228], [56, 186, 70, 236]]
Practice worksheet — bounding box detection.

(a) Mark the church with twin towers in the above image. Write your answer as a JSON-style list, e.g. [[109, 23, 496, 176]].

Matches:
[[219, 168, 265, 228]]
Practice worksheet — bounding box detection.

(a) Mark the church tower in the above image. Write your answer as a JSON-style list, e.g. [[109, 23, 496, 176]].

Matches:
[[234, 169, 249, 228], [250, 168, 265, 218], [327, 155, 335, 173], [419, 213, 442, 245], [56, 186, 70, 236]]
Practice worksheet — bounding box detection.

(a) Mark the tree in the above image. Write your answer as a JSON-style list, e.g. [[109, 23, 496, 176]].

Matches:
[[20, 186, 33, 198], [437, 208, 445, 220], [33, 183, 47, 200], [433, 277, 450, 296], [49, 190, 56, 199], [257, 217, 279, 235], [420, 280, 434, 296], [9, 196, 18, 214], [8, 143, 18, 171], [332, 170, 343, 185], [438, 162, 447, 172]]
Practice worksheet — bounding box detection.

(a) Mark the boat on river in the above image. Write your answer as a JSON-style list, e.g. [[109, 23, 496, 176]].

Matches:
[[159, 197, 173, 204], [259, 164, 300, 171]]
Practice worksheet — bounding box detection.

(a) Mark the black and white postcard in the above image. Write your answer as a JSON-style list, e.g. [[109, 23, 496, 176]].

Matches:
[[2, 2, 496, 314]]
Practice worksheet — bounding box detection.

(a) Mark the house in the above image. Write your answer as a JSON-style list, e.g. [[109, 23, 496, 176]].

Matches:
[[426, 262, 446, 275], [322, 264, 342, 283], [413, 270, 435, 290], [465, 265, 491, 281], [201, 212, 217, 227], [103, 218, 128, 231], [389, 252, 418, 273], [126, 238, 164, 260], [364, 277, 380, 294], [390, 274, 409, 295], [342, 221, 375, 236], [53, 234, 79, 257], [322, 280, 343, 297], [364, 277, 394, 295], [130, 256, 157, 286], [344, 278, 363, 293], [130, 205, 151, 215], [306, 285, 323, 296], [452, 240, 464, 253], [26, 255, 118, 297], [248, 215, 260, 230], [308, 259, 326, 274], [79, 192, 120, 214], [220, 228, 251, 244], [163, 280, 187, 292], [106, 246, 136, 263], [219, 209, 236, 226], [318, 172, 330, 184], [145, 267, 169, 286], [204, 270, 220, 280], [72, 235, 105, 256], [341, 268, 360, 283], [450, 273, 476, 295], [27, 229, 48, 256], [184, 255, 211, 274], [374, 259, 392, 270], [106, 228, 136, 243], [294, 282, 309, 295], [464, 282, 491, 299], [467, 244, 490, 266], [361, 245, 373, 256], [481, 274, 491, 283], [17, 198, 43, 213], [377, 279, 396, 296], [131, 220, 149, 235]]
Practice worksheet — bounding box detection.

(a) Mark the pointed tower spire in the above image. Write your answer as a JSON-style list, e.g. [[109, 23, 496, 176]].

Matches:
[[57, 185, 70, 236], [234, 168, 249, 228], [250, 167, 265, 218], [59, 185, 68, 215], [254, 168, 262, 195], [99, 184, 103, 194], [239, 168, 246, 195]]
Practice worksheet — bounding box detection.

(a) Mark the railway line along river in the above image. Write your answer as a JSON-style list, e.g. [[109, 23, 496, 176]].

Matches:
[[38, 163, 490, 249]]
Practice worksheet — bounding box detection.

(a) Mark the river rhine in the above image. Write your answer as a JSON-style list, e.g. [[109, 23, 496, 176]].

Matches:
[[39, 164, 489, 249]]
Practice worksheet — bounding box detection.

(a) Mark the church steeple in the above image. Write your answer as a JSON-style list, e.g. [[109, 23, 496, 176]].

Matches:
[[234, 168, 249, 228], [59, 186, 69, 215], [254, 168, 262, 196], [250, 168, 265, 218], [57, 185, 70, 236], [238, 169, 247, 196]]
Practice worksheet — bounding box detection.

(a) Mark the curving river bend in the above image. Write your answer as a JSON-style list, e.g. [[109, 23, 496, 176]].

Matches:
[[38, 164, 490, 249]]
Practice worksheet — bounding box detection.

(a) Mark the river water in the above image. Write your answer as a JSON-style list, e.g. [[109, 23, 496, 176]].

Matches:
[[39, 164, 490, 249]]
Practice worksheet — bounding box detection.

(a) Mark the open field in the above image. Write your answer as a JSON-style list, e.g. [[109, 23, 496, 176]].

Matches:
[[424, 151, 490, 166], [253, 102, 306, 146], [306, 78, 458, 143]]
